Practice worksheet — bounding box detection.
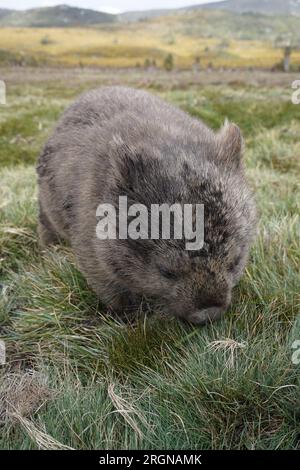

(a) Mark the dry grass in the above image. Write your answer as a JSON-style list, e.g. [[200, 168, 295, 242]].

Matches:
[[0, 369, 51, 425], [0, 25, 299, 69]]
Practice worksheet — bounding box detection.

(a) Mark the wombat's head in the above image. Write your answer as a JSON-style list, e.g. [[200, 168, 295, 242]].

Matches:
[[107, 122, 257, 324]]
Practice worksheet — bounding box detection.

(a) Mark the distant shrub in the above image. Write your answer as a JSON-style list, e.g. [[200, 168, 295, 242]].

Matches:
[[163, 53, 174, 71], [0, 49, 41, 66], [193, 56, 201, 71], [271, 61, 284, 72], [218, 39, 230, 49], [144, 58, 151, 69], [40, 35, 53, 46], [0, 49, 23, 65]]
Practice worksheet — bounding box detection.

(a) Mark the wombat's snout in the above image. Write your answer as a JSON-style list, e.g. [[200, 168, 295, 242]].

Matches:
[[187, 294, 231, 325], [188, 306, 227, 325]]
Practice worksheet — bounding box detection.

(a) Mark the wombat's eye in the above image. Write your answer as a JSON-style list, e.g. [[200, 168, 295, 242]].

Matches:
[[158, 266, 178, 280]]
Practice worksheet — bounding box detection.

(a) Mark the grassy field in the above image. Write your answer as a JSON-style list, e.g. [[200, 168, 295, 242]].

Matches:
[[1, 10, 300, 70], [0, 67, 300, 449]]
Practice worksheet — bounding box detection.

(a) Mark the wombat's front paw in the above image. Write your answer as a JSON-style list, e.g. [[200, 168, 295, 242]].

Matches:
[[106, 292, 143, 320], [38, 213, 59, 248]]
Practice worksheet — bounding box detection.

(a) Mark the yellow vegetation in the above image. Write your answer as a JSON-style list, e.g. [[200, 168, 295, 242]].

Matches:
[[0, 26, 299, 69]]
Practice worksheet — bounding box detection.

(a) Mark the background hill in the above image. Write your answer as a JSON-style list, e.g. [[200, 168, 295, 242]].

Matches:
[[0, 4, 115, 27], [0, 8, 13, 19], [158, 10, 300, 41], [120, 0, 300, 22], [188, 0, 300, 16]]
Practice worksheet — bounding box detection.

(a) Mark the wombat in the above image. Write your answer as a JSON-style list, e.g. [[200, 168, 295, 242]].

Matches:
[[37, 86, 256, 325]]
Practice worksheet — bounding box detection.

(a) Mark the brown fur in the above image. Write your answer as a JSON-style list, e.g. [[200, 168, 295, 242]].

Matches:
[[37, 86, 257, 324]]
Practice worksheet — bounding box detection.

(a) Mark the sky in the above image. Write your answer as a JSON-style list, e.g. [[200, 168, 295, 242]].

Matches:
[[0, 0, 223, 14]]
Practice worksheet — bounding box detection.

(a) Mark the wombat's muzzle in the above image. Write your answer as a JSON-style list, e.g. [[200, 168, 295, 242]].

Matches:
[[187, 305, 229, 325]]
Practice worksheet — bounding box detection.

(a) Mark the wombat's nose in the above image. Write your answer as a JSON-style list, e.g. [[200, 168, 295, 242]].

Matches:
[[188, 306, 226, 325]]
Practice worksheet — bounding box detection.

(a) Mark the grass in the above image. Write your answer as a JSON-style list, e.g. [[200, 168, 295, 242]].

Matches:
[[0, 14, 300, 70], [0, 68, 299, 449]]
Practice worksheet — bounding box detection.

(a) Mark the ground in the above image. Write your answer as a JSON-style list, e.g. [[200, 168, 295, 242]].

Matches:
[[0, 67, 299, 449]]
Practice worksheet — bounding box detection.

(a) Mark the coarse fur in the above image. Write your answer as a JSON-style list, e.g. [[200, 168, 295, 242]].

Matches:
[[37, 86, 257, 324]]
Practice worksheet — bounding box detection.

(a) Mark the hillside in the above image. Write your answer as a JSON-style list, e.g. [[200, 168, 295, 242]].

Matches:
[[0, 5, 115, 27], [166, 10, 300, 41], [120, 0, 300, 22], [0, 9, 13, 19], [120, 9, 172, 23], [190, 0, 300, 16]]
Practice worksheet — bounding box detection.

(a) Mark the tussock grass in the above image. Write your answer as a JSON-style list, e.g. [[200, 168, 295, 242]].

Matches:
[[247, 124, 300, 173], [0, 73, 299, 449]]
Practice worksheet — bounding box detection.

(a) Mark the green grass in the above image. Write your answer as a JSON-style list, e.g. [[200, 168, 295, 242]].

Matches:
[[0, 69, 299, 449]]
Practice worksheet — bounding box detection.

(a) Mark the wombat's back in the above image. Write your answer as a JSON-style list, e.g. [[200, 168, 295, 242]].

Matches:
[[37, 86, 213, 242], [53, 86, 210, 145]]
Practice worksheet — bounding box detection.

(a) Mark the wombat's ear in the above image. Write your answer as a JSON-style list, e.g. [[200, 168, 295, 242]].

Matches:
[[216, 121, 243, 167], [109, 138, 145, 191]]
